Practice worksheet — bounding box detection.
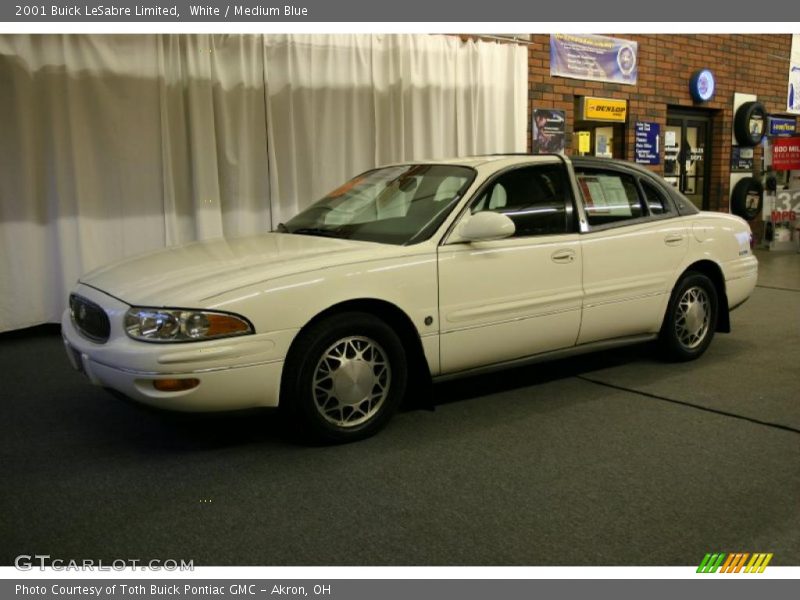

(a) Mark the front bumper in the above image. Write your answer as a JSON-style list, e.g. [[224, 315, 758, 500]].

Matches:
[[62, 284, 295, 412]]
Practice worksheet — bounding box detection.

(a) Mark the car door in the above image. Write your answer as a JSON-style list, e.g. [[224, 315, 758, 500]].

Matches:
[[574, 165, 689, 344], [437, 162, 583, 374]]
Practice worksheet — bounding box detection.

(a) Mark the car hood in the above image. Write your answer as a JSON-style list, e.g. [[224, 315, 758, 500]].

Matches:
[[80, 233, 398, 307]]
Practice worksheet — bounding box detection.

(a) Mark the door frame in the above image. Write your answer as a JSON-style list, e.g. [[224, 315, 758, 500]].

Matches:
[[666, 108, 713, 210]]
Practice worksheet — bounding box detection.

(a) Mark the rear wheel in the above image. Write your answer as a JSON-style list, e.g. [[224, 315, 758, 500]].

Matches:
[[281, 312, 407, 443], [659, 272, 718, 361]]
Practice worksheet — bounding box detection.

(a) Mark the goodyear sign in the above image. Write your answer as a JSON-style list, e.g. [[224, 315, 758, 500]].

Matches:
[[580, 97, 627, 122], [768, 116, 797, 137]]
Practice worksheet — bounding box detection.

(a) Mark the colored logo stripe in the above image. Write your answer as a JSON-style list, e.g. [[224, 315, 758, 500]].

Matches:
[[697, 553, 725, 573], [697, 553, 773, 573], [746, 553, 773, 573], [719, 553, 749, 573]]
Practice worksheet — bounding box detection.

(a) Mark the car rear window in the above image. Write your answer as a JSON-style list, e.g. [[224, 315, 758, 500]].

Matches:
[[640, 179, 670, 215]]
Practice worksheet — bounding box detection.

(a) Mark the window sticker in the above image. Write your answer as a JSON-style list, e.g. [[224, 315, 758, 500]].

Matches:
[[578, 174, 633, 217]]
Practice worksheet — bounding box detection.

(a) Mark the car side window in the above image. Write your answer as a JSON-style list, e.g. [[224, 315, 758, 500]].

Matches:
[[640, 179, 671, 215], [575, 169, 645, 227], [470, 164, 570, 237]]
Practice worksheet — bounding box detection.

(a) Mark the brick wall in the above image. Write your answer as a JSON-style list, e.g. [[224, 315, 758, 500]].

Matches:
[[527, 34, 797, 212]]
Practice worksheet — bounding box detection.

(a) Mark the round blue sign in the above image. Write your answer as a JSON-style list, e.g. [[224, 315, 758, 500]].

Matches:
[[690, 69, 716, 103]]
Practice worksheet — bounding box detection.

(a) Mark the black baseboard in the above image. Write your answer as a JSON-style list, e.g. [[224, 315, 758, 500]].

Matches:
[[0, 323, 61, 340]]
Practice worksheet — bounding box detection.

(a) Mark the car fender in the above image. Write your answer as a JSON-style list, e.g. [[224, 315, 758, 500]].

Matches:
[[201, 245, 441, 372]]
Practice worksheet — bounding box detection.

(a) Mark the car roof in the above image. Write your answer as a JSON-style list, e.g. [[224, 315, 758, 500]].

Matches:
[[386, 154, 564, 169], [396, 154, 680, 180]]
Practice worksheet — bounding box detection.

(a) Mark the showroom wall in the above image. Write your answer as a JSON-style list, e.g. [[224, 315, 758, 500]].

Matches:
[[526, 34, 798, 212], [0, 34, 527, 332]]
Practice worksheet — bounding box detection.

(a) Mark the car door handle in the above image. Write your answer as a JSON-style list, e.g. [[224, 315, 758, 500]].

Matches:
[[551, 249, 575, 264], [664, 234, 684, 246]]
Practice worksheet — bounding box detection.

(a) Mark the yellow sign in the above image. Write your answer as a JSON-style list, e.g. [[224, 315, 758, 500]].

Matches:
[[582, 97, 627, 122], [577, 131, 591, 153]]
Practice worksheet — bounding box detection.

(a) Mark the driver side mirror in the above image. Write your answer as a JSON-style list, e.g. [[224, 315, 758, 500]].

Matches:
[[459, 211, 516, 242]]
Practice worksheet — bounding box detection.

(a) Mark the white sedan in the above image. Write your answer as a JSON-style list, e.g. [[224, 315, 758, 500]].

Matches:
[[63, 155, 758, 442]]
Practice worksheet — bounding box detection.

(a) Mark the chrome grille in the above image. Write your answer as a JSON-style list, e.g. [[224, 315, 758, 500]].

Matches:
[[69, 294, 110, 343]]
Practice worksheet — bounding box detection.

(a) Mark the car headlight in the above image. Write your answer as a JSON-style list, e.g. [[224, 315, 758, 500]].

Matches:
[[124, 308, 254, 342]]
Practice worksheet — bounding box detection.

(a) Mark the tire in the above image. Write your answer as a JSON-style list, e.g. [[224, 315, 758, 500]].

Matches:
[[281, 311, 408, 443], [730, 177, 763, 221], [659, 272, 719, 362], [733, 101, 766, 147]]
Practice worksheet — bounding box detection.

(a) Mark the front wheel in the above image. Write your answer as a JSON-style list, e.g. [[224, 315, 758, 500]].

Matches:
[[281, 312, 408, 443], [658, 272, 719, 362]]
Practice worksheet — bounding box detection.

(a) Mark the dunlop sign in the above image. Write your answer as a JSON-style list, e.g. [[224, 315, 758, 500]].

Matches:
[[580, 97, 628, 122]]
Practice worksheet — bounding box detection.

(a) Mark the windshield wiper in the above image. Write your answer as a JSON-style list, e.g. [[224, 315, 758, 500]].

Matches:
[[289, 227, 342, 238]]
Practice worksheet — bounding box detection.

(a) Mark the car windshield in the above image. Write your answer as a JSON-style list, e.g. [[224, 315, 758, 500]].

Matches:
[[281, 164, 475, 245]]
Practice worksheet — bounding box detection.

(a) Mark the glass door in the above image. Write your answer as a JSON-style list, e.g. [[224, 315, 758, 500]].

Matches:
[[665, 112, 712, 210]]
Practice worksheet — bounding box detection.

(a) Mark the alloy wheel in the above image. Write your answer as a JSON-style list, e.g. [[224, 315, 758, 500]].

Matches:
[[674, 286, 711, 349], [312, 336, 391, 428]]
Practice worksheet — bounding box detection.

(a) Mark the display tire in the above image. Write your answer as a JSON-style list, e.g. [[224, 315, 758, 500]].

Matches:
[[733, 101, 766, 146], [730, 177, 763, 221]]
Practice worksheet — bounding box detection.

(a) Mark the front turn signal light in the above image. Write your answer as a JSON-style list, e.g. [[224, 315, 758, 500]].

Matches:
[[153, 378, 200, 392]]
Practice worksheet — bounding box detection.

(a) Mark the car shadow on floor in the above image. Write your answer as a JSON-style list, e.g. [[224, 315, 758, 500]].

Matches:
[[12, 329, 663, 458], [92, 342, 657, 453], [420, 341, 660, 410], [123, 340, 667, 446]]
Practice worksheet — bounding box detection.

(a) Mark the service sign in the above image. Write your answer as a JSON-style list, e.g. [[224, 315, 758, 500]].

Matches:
[[634, 122, 660, 165], [771, 136, 800, 170], [550, 34, 638, 86]]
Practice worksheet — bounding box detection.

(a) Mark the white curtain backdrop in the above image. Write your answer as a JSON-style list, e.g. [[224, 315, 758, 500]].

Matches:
[[0, 34, 527, 333]]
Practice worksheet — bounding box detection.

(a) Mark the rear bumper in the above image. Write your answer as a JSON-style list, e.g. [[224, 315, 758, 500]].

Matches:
[[725, 255, 758, 310]]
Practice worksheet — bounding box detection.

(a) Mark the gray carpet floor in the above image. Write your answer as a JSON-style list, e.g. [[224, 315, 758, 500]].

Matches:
[[1, 250, 798, 566]]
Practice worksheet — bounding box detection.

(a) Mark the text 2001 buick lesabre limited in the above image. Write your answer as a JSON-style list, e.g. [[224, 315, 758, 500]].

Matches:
[[63, 155, 758, 442]]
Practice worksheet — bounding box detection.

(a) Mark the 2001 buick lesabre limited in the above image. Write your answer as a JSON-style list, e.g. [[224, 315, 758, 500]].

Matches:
[[63, 155, 758, 442]]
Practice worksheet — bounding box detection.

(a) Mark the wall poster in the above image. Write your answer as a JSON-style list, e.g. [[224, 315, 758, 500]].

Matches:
[[532, 109, 566, 153], [550, 34, 638, 86]]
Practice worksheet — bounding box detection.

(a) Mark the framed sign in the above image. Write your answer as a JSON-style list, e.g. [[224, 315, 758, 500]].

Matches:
[[731, 146, 754, 171]]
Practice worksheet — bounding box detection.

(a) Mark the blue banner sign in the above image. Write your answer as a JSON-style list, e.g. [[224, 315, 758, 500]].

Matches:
[[768, 116, 797, 137], [635, 122, 660, 165], [550, 34, 638, 86]]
